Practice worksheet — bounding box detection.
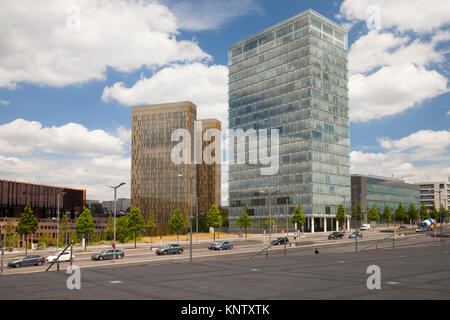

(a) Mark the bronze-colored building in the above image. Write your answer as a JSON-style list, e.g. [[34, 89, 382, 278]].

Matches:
[[0, 178, 86, 219], [196, 119, 221, 214], [131, 102, 221, 234]]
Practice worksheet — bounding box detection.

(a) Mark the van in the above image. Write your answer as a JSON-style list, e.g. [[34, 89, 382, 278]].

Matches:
[[360, 224, 371, 231]]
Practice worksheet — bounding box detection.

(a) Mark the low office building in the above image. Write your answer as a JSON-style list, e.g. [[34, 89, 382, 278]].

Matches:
[[351, 174, 420, 223], [102, 198, 131, 214], [416, 179, 450, 211]]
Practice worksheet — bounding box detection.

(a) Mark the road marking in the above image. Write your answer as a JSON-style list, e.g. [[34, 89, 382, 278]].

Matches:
[[337, 261, 345, 263], [109, 280, 122, 284], [387, 282, 399, 285], [251, 269, 259, 271]]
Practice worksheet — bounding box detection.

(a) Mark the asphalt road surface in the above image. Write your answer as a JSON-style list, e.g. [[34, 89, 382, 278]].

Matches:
[[0, 235, 448, 300]]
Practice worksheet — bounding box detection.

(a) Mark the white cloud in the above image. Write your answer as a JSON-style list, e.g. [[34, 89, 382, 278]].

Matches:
[[339, 0, 450, 33], [0, 98, 9, 106], [161, 0, 264, 31], [102, 63, 229, 128], [351, 129, 450, 183], [0, 0, 210, 88], [349, 63, 448, 122], [0, 119, 125, 157]]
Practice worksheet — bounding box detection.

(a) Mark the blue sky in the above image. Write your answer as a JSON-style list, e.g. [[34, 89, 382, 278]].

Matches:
[[0, 0, 449, 202]]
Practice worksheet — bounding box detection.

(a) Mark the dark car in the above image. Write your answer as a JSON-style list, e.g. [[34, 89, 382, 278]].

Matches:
[[208, 241, 233, 251], [271, 237, 289, 245], [8, 255, 45, 268], [348, 232, 363, 239], [156, 244, 183, 255], [328, 231, 344, 240], [398, 225, 407, 230], [91, 249, 124, 261]]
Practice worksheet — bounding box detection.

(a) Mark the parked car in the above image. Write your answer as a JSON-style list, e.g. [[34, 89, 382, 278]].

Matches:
[[360, 224, 371, 231], [398, 225, 407, 230], [46, 251, 74, 263], [271, 237, 289, 245], [328, 231, 344, 240], [8, 255, 45, 268], [91, 249, 124, 261], [156, 244, 183, 255], [208, 241, 233, 250], [348, 232, 363, 239]]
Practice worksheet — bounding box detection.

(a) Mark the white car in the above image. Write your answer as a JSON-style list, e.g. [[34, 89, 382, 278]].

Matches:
[[46, 251, 74, 263], [360, 224, 371, 231]]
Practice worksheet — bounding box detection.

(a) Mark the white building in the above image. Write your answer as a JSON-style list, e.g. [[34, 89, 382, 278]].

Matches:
[[416, 178, 450, 211]]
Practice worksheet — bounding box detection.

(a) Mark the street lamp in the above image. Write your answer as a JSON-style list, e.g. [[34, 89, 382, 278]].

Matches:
[[260, 189, 280, 243], [434, 188, 443, 242], [179, 173, 195, 264], [108, 182, 126, 263]]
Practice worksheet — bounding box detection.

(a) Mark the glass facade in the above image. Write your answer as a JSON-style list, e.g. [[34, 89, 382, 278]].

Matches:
[[351, 175, 420, 221], [228, 9, 350, 230]]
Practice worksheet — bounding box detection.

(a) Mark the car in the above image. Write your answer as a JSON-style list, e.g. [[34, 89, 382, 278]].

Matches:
[[271, 237, 289, 245], [348, 232, 363, 239], [208, 241, 233, 250], [91, 249, 124, 261], [156, 244, 183, 255], [398, 225, 407, 230], [8, 255, 45, 268], [328, 231, 344, 240], [360, 224, 371, 231], [46, 251, 74, 263]]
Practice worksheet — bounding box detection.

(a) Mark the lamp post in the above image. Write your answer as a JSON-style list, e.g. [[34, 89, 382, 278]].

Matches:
[[55, 191, 65, 254], [108, 182, 126, 263], [260, 189, 280, 243], [434, 188, 443, 242], [179, 173, 195, 264]]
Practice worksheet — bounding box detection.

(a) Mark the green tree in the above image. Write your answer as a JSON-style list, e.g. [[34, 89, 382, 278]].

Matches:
[[206, 204, 222, 242], [116, 216, 131, 243], [75, 206, 95, 251], [236, 204, 252, 240], [16, 203, 38, 254], [264, 217, 276, 231], [38, 233, 50, 248], [128, 207, 145, 248], [69, 232, 78, 244], [407, 203, 419, 225], [395, 202, 407, 223], [169, 208, 186, 242], [4, 218, 16, 248], [367, 204, 380, 227], [429, 206, 439, 220], [292, 204, 306, 234], [351, 202, 363, 227], [144, 211, 157, 243], [335, 204, 346, 231], [103, 215, 114, 241], [439, 205, 448, 223], [60, 214, 71, 245], [220, 207, 229, 228], [420, 203, 429, 220], [382, 206, 392, 229]]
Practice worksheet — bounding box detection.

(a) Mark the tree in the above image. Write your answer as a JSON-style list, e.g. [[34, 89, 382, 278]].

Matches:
[[75, 206, 95, 251], [439, 205, 448, 223], [367, 204, 380, 227], [420, 203, 429, 220], [407, 203, 419, 225], [16, 203, 38, 254], [335, 204, 346, 231], [351, 202, 363, 228], [395, 202, 407, 223], [382, 206, 392, 230], [292, 204, 306, 234], [144, 211, 157, 243], [169, 208, 186, 242], [4, 218, 16, 249], [206, 204, 222, 242], [38, 233, 50, 248], [116, 216, 131, 243], [264, 217, 275, 231], [127, 207, 145, 248], [236, 204, 252, 240], [60, 214, 71, 245], [429, 206, 439, 220], [220, 207, 229, 228], [69, 232, 78, 245]]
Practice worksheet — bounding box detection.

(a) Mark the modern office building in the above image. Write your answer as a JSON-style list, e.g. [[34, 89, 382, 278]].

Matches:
[[416, 179, 450, 211], [228, 9, 350, 232], [102, 198, 131, 214], [0, 178, 86, 219], [351, 174, 420, 222], [196, 119, 222, 214], [132, 102, 222, 233]]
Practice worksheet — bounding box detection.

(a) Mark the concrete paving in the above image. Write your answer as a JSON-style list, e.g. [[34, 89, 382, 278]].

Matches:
[[0, 238, 448, 300]]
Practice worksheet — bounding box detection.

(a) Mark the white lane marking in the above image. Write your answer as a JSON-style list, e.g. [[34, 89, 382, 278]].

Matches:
[[251, 269, 259, 271], [387, 281, 399, 285], [109, 280, 122, 284], [337, 261, 345, 263]]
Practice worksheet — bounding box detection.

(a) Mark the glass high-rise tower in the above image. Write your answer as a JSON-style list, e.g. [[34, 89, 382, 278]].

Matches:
[[228, 9, 350, 232]]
